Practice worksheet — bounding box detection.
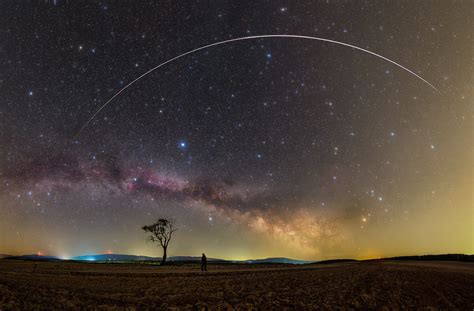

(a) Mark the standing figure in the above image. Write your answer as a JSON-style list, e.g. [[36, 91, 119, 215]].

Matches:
[[201, 253, 207, 272]]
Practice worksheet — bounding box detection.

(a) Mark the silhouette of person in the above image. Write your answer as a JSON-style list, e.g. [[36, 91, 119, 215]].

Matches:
[[201, 253, 207, 272]]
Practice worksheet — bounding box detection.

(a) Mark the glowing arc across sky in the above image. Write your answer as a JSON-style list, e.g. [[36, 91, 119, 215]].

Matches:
[[76, 34, 440, 137]]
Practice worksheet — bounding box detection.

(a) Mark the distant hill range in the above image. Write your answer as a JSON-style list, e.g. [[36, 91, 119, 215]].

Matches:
[[70, 255, 313, 264], [2, 253, 472, 263], [71, 254, 229, 262], [3, 254, 62, 261], [383, 254, 473, 262], [72, 254, 158, 262], [71, 254, 311, 264], [1, 253, 312, 264]]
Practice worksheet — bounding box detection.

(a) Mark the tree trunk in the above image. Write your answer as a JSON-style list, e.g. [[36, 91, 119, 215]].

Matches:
[[161, 246, 167, 265]]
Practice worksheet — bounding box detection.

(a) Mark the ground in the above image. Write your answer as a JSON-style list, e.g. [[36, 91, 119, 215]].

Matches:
[[0, 260, 473, 310]]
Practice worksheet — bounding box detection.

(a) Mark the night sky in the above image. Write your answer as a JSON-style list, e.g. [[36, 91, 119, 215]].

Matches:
[[0, 1, 472, 260]]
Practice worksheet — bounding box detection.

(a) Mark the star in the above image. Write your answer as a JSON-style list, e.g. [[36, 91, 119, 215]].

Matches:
[[178, 140, 188, 151]]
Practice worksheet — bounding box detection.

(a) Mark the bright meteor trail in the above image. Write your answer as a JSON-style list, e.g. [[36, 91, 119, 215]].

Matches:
[[76, 34, 440, 137]]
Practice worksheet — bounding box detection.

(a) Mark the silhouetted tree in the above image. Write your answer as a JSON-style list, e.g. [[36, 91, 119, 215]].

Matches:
[[142, 218, 177, 265]]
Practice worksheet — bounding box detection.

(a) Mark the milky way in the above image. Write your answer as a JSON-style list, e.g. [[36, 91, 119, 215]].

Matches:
[[0, 1, 472, 259]]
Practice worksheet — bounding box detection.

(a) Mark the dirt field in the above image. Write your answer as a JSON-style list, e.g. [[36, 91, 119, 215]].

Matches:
[[0, 260, 472, 310]]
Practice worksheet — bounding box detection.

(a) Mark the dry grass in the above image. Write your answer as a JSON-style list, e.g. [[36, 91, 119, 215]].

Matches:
[[0, 260, 472, 310]]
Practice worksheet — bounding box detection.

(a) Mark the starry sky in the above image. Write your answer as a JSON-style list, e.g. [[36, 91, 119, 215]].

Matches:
[[0, 1, 472, 260]]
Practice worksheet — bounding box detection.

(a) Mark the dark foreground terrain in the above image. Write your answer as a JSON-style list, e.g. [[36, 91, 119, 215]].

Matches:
[[0, 260, 473, 310]]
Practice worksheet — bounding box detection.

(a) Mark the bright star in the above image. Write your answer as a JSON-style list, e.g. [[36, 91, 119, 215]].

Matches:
[[178, 140, 188, 151]]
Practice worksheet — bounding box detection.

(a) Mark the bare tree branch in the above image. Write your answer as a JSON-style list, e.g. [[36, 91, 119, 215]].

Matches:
[[142, 218, 178, 265]]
